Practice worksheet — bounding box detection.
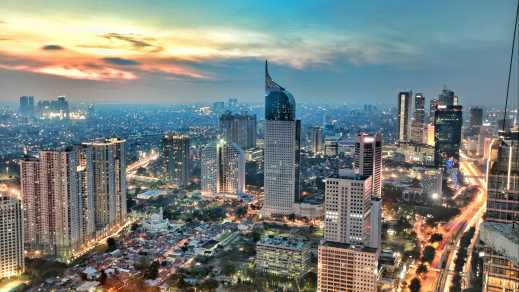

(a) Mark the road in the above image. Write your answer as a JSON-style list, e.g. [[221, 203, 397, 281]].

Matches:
[[126, 153, 159, 173], [438, 155, 487, 292], [406, 153, 487, 292]]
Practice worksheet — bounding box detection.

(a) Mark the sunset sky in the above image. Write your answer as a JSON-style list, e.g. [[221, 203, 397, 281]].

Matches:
[[0, 0, 517, 106]]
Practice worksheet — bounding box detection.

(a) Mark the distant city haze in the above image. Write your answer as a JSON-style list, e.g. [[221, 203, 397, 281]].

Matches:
[[0, 0, 517, 107]]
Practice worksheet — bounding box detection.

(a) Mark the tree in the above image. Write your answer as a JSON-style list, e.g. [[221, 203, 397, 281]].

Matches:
[[145, 261, 160, 279], [410, 278, 421, 292], [422, 245, 436, 263], [107, 237, 117, 252], [99, 269, 107, 284], [430, 233, 443, 243], [222, 263, 236, 276], [235, 206, 247, 218], [417, 263, 428, 274], [199, 278, 219, 290]]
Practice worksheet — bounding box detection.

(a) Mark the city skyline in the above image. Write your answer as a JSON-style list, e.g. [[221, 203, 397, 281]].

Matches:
[[0, 1, 518, 107]]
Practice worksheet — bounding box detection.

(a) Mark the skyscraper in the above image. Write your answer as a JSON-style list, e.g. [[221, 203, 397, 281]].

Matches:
[[162, 134, 190, 187], [219, 112, 257, 149], [429, 98, 439, 122], [468, 107, 484, 136], [310, 126, 323, 155], [81, 138, 127, 231], [438, 88, 455, 106], [398, 91, 412, 142], [19, 95, 34, 117], [354, 133, 383, 197], [411, 93, 425, 143], [434, 105, 463, 168], [318, 169, 381, 291], [262, 60, 301, 216], [481, 128, 519, 291], [201, 139, 245, 196], [20, 148, 84, 260], [0, 185, 24, 279]]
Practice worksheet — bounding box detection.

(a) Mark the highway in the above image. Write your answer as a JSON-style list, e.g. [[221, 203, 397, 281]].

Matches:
[[435, 155, 487, 292], [407, 153, 487, 292]]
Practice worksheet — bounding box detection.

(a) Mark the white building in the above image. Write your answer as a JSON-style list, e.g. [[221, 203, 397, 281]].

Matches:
[[201, 139, 245, 196], [0, 185, 24, 279], [355, 133, 383, 197]]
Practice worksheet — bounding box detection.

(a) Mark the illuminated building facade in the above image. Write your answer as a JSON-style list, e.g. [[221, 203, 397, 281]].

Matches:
[[434, 105, 463, 168], [311, 126, 324, 155], [482, 128, 519, 291], [201, 139, 245, 196], [219, 112, 257, 149], [0, 185, 24, 279], [162, 134, 190, 187], [397, 91, 412, 142], [263, 60, 301, 216], [411, 93, 426, 144], [255, 235, 311, 278], [354, 133, 383, 197]]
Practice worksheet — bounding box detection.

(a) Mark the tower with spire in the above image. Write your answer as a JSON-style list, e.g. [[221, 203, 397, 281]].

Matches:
[[262, 60, 301, 216]]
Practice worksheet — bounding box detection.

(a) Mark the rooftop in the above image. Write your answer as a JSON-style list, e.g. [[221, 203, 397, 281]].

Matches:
[[258, 234, 308, 250], [320, 240, 378, 254]]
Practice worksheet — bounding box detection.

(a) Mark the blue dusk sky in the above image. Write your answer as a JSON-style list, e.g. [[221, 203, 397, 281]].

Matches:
[[0, 0, 517, 107]]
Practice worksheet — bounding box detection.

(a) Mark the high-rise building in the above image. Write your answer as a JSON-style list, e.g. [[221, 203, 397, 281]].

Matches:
[[310, 126, 323, 155], [429, 98, 439, 122], [354, 133, 383, 197], [201, 139, 245, 196], [438, 88, 455, 106], [81, 138, 127, 231], [434, 105, 463, 168], [212, 101, 225, 115], [323, 171, 373, 245], [426, 122, 435, 146], [318, 169, 381, 291], [219, 112, 257, 149], [411, 93, 425, 143], [19, 95, 34, 117], [0, 185, 24, 279], [263, 60, 301, 216], [324, 137, 338, 157], [467, 107, 484, 137], [481, 128, 519, 292], [318, 242, 379, 292], [162, 134, 190, 187], [398, 91, 412, 142], [20, 148, 84, 260]]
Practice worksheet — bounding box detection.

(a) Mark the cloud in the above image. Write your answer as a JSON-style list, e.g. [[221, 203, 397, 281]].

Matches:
[[103, 57, 141, 66], [101, 33, 163, 53], [41, 44, 64, 50]]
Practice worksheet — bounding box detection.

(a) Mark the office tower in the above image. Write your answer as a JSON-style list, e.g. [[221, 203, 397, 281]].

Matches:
[[0, 185, 24, 279], [263, 60, 301, 216], [19, 95, 34, 117], [20, 148, 83, 260], [323, 171, 373, 244], [486, 129, 519, 223], [411, 93, 425, 143], [162, 134, 190, 187], [481, 128, 519, 291], [81, 138, 127, 231], [354, 133, 383, 197], [467, 107, 484, 137], [318, 169, 380, 292], [219, 112, 257, 149], [310, 126, 323, 155], [426, 122, 435, 146], [438, 88, 455, 106], [429, 98, 439, 122], [434, 105, 463, 168], [398, 91, 412, 142], [201, 139, 245, 196], [324, 137, 338, 157]]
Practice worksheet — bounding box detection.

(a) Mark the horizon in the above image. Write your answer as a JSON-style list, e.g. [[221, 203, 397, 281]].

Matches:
[[0, 0, 518, 109]]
